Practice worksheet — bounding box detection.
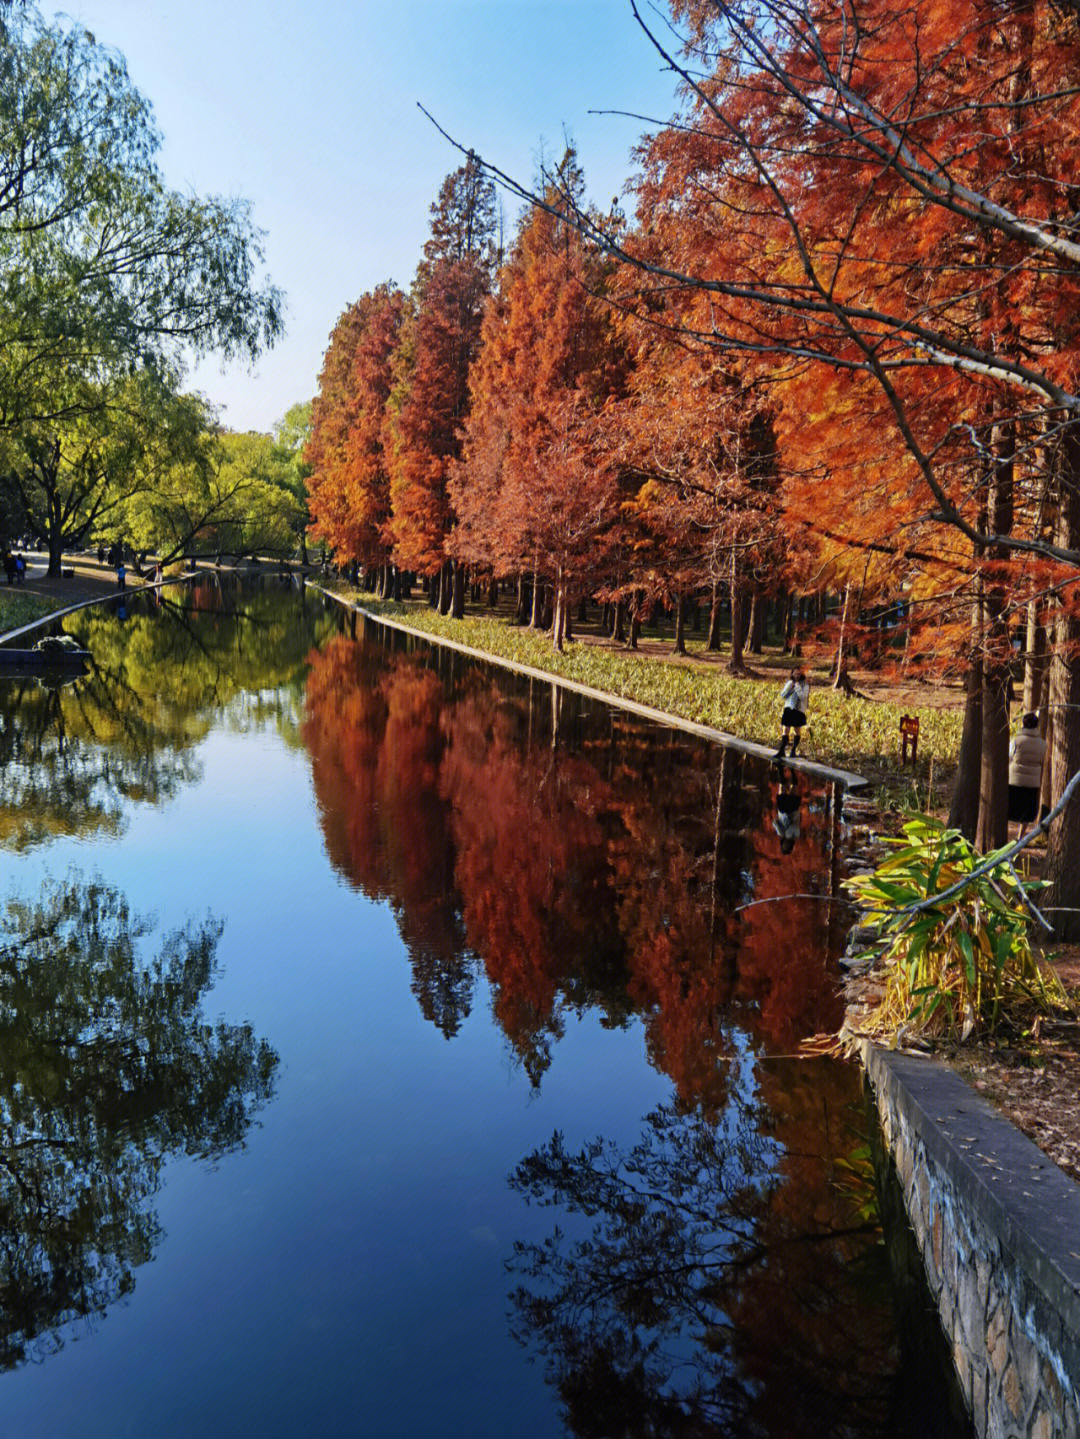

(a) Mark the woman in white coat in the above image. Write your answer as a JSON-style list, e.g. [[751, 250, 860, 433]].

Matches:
[[775, 668, 810, 758]]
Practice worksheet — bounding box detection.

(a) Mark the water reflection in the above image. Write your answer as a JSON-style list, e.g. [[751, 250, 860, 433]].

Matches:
[[0, 578, 335, 852], [303, 618, 849, 1098], [509, 1061, 964, 1437], [0, 872, 278, 1370]]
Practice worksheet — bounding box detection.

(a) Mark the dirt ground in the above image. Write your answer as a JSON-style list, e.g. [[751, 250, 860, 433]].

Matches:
[[0, 552, 135, 617]]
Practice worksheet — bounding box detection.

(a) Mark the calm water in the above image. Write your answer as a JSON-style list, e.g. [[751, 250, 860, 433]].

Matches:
[[0, 580, 970, 1437]]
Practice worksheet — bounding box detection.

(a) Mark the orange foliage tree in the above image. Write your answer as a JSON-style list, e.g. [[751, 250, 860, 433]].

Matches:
[[386, 157, 497, 616]]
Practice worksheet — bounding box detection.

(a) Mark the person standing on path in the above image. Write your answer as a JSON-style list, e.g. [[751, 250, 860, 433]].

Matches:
[[775, 667, 810, 758], [116, 561, 126, 592], [1008, 711, 1047, 834]]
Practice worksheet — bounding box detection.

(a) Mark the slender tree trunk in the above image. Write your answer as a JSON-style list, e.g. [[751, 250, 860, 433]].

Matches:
[[748, 588, 765, 654], [488, 577, 498, 607], [949, 609, 984, 842], [516, 574, 530, 625], [530, 570, 543, 628], [552, 572, 567, 652], [706, 583, 723, 651], [627, 594, 641, 650], [976, 427, 1015, 853], [611, 599, 626, 644], [832, 583, 852, 689], [673, 593, 686, 655], [728, 552, 747, 673], [1045, 427, 1080, 939], [452, 560, 465, 619], [439, 560, 454, 616], [1023, 601, 1046, 714]]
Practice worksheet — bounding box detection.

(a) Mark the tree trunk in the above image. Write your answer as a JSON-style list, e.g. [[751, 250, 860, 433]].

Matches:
[[516, 574, 530, 625], [832, 583, 851, 689], [552, 573, 567, 652], [748, 589, 765, 654], [975, 426, 1015, 853], [728, 553, 747, 673], [439, 560, 454, 616], [452, 560, 465, 619], [488, 577, 498, 607], [673, 593, 686, 655], [611, 599, 626, 644], [627, 595, 641, 650], [1045, 427, 1080, 939], [949, 631, 983, 842], [706, 583, 723, 651], [530, 570, 543, 629], [1023, 601, 1046, 714]]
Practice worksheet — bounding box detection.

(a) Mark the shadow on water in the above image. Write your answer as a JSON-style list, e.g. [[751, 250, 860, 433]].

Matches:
[[304, 605, 973, 1436]]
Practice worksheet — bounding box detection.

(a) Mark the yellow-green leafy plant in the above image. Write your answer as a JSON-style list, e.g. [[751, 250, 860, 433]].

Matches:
[[845, 815, 1069, 1044]]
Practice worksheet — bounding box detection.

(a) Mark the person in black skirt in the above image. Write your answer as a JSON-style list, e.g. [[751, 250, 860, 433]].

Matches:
[[775, 667, 810, 758]]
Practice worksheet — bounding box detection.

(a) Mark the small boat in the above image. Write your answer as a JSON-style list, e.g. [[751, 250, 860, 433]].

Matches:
[[0, 637, 91, 671]]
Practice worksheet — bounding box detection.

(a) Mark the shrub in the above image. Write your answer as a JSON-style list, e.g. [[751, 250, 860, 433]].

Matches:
[[844, 816, 1069, 1044]]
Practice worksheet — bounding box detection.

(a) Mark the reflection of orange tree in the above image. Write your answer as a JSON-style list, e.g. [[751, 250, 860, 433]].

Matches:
[[439, 689, 627, 1085], [609, 743, 745, 1111], [737, 780, 846, 1051], [303, 636, 473, 1036], [303, 633, 849, 1092], [508, 1061, 909, 1437]]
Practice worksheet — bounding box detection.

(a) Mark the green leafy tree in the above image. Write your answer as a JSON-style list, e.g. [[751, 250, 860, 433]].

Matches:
[[0, 10, 283, 571], [272, 401, 313, 563], [1, 375, 206, 571]]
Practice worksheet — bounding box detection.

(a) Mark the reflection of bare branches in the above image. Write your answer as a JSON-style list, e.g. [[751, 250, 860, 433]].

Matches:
[[507, 1085, 898, 1437]]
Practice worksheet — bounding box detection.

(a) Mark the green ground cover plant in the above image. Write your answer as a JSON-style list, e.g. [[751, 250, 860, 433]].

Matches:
[[0, 593, 60, 636], [335, 591, 963, 774]]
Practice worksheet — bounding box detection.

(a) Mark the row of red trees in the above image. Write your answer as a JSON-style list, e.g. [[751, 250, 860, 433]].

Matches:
[[307, 0, 1080, 935]]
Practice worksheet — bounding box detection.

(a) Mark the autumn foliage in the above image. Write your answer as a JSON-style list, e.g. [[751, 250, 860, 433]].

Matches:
[[306, 1, 1080, 934]]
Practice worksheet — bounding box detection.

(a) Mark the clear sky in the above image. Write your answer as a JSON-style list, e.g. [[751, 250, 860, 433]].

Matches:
[[60, 1, 684, 435]]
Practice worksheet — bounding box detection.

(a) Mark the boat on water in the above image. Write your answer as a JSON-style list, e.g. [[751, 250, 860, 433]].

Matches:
[[0, 637, 91, 672]]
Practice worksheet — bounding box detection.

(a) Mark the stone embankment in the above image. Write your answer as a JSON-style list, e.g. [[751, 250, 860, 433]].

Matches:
[[838, 805, 1080, 1438]]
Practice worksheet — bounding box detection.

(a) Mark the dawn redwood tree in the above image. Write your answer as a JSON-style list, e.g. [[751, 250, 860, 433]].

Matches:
[[386, 157, 497, 616], [306, 285, 406, 584], [451, 151, 626, 646], [456, 0, 1080, 930]]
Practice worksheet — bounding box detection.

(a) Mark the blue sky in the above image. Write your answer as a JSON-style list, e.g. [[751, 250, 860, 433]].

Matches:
[[61, 1, 683, 433]]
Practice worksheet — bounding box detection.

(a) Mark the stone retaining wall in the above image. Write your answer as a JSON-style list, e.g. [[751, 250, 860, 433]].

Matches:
[[866, 1046, 1080, 1437]]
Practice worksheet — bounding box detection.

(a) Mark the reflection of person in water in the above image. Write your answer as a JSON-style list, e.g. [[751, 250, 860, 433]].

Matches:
[[773, 766, 802, 854]]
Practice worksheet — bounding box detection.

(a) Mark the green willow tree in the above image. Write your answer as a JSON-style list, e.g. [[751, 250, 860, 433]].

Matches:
[[0, 8, 283, 572]]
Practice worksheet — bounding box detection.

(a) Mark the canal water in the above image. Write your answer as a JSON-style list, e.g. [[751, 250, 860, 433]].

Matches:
[[0, 579, 970, 1437]]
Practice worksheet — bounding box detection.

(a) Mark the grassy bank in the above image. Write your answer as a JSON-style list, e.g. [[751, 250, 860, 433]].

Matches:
[[333, 589, 964, 781], [0, 592, 64, 634]]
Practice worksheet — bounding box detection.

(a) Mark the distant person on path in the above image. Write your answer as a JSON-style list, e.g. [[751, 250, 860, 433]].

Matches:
[[1008, 711, 1047, 833], [116, 561, 126, 592], [772, 766, 803, 854], [2, 553, 13, 585], [775, 667, 810, 758], [14, 554, 25, 584]]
